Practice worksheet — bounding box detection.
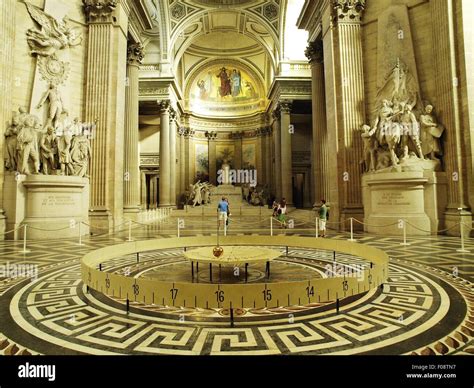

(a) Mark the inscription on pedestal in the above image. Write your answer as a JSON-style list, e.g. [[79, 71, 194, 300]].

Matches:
[[376, 192, 410, 207], [41, 195, 76, 207]]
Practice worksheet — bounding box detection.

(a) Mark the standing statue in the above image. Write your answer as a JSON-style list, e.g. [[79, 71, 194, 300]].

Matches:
[[201, 184, 210, 205], [57, 130, 73, 175], [39, 125, 57, 175], [5, 115, 20, 171], [420, 104, 444, 160], [36, 83, 64, 129], [360, 124, 377, 172], [16, 114, 40, 175], [219, 158, 231, 185], [399, 102, 424, 160], [70, 131, 92, 178], [191, 181, 204, 207], [70, 117, 82, 136]]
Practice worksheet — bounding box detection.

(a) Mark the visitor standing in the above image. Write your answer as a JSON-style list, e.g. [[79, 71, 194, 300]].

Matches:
[[278, 198, 287, 228], [319, 199, 328, 237], [217, 196, 229, 228]]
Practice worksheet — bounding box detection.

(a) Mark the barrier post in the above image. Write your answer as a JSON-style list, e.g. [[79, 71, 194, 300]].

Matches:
[[270, 217, 273, 236], [127, 219, 132, 242], [400, 219, 410, 246], [457, 221, 470, 253], [348, 218, 356, 242], [177, 218, 180, 238], [78, 221, 84, 246], [22, 224, 30, 253], [315, 217, 319, 238]]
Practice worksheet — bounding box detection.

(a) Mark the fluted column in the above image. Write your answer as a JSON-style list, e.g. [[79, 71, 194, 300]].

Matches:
[[272, 108, 282, 199], [140, 171, 147, 209], [306, 40, 329, 205], [123, 42, 143, 216], [0, 0, 15, 238], [179, 130, 186, 195], [280, 101, 293, 205], [83, 0, 128, 230], [169, 109, 177, 207], [265, 128, 273, 189], [158, 100, 171, 207], [431, 0, 472, 235], [332, 0, 366, 224]]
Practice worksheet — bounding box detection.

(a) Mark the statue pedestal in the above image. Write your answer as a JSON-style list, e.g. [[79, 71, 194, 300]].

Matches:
[[3, 173, 90, 240], [362, 171, 447, 236]]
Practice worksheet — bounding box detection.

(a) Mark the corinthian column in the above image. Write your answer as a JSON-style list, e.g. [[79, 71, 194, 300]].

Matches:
[[332, 0, 366, 224], [169, 109, 177, 207], [431, 0, 472, 235], [0, 0, 15, 239], [279, 101, 293, 205], [179, 128, 186, 195], [123, 42, 143, 217], [158, 100, 171, 207], [83, 0, 128, 231], [272, 108, 282, 199], [306, 40, 329, 206]]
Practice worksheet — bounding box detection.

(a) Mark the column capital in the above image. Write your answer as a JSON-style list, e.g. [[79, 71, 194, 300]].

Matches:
[[169, 108, 177, 121], [127, 42, 144, 66], [271, 107, 281, 120], [83, 0, 118, 23], [305, 40, 324, 64], [279, 100, 292, 114], [205, 131, 218, 140], [157, 99, 171, 113], [333, 0, 366, 23]]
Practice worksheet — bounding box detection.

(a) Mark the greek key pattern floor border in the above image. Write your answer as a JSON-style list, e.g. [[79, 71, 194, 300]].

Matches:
[[0, 232, 472, 355]]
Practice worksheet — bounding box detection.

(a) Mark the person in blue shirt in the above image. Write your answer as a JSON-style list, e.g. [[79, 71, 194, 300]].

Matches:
[[217, 197, 229, 227]]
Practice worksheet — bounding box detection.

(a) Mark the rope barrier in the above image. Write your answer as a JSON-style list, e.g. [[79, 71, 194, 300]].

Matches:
[[27, 225, 73, 232], [0, 225, 24, 236], [351, 218, 400, 228]]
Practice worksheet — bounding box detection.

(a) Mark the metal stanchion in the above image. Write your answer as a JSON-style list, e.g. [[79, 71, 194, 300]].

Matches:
[[78, 221, 84, 246], [177, 218, 180, 238], [22, 224, 30, 253], [315, 217, 319, 238], [127, 220, 132, 242], [348, 218, 356, 242], [400, 219, 410, 246], [457, 221, 470, 253], [270, 217, 273, 236]]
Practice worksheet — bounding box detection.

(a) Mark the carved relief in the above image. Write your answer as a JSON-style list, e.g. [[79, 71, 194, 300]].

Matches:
[[127, 43, 145, 66], [25, 2, 82, 85]]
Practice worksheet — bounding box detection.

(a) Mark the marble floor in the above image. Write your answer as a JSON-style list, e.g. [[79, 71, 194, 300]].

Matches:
[[0, 211, 473, 355]]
